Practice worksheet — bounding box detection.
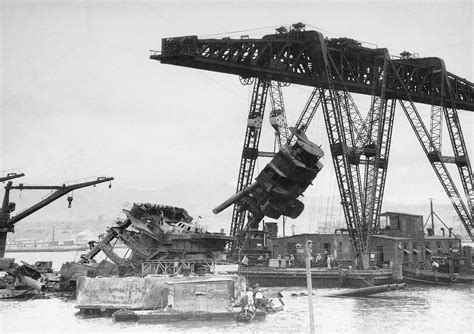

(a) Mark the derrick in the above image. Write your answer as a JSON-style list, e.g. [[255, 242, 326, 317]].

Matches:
[[0, 176, 114, 257]]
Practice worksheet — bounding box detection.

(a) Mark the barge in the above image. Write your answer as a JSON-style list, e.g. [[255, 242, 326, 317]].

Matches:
[[240, 266, 395, 288]]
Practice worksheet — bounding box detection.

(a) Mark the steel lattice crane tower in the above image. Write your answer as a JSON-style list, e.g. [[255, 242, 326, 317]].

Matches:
[[151, 24, 473, 267]]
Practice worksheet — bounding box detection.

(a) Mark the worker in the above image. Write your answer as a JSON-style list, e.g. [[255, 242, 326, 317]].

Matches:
[[246, 287, 255, 311], [289, 254, 295, 268], [327, 255, 332, 269], [277, 254, 282, 268], [432, 260, 439, 272], [265, 253, 270, 266], [324, 249, 329, 262], [316, 253, 322, 262], [254, 288, 265, 308]]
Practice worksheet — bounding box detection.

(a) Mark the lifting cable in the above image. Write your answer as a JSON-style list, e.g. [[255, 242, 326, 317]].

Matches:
[[328, 171, 338, 233], [198, 24, 293, 38]]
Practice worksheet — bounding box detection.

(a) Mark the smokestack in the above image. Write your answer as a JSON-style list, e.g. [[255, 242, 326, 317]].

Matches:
[[440, 228, 445, 236], [448, 228, 453, 237], [426, 227, 434, 236]]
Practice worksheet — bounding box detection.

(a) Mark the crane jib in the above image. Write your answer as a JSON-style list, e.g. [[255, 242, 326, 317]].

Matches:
[[153, 31, 473, 112]]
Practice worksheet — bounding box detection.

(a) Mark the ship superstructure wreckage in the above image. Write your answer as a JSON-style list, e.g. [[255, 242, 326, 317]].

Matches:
[[71, 203, 234, 277]]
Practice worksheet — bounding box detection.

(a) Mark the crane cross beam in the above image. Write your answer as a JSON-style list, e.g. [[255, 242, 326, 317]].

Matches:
[[153, 31, 474, 111]]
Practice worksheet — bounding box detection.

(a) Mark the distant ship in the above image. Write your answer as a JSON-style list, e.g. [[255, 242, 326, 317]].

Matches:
[[5, 243, 89, 253]]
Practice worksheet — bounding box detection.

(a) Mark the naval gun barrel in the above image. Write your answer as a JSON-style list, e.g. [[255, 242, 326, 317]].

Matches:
[[326, 283, 407, 298], [212, 183, 258, 214]]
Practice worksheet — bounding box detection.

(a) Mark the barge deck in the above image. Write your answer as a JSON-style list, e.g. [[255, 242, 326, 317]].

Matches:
[[240, 267, 396, 288]]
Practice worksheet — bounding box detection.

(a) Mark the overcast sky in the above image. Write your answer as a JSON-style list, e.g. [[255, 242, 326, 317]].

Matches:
[[1, 0, 472, 225]]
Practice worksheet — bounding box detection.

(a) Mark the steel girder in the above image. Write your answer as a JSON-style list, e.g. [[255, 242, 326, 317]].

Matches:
[[429, 71, 444, 152], [154, 32, 474, 111], [430, 104, 444, 152], [229, 78, 269, 256]]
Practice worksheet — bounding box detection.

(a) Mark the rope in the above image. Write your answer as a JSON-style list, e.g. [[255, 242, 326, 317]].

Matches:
[[305, 24, 342, 37], [329, 182, 337, 233], [324, 188, 331, 232], [305, 23, 378, 48], [198, 24, 291, 38], [347, 268, 375, 287]]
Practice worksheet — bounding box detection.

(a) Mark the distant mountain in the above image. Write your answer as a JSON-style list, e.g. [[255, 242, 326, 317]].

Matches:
[[7, 182, 470, 241]]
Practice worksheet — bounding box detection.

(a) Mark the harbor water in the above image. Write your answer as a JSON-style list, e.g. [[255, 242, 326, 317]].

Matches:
[[1, 251, 473, 333]]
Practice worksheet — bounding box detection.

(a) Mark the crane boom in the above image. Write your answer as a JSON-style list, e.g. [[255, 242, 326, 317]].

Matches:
[[0, 176, 114, 257], [153, 32, 474, 111]]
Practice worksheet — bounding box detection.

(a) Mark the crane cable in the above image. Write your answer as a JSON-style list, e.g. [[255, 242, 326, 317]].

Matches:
[[198, 24, 293, 38]]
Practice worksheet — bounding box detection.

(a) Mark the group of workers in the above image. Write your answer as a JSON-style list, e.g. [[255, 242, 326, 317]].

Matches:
[[276, 254, 296, 268], [244, 249, 336, 268], [242, 286, 266, 312]]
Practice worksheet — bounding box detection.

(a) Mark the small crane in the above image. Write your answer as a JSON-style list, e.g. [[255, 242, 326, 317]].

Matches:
[[0, 175, 114, 258]]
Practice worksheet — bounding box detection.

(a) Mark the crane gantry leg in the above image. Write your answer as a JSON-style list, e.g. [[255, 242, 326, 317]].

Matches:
[[391, 61, 473, 238], [319, 51, 397, 268], [229, 78, 269, 257], [443, 74, 473, 220], [359, 55, 396, 248], [320, 86, 366, 263]]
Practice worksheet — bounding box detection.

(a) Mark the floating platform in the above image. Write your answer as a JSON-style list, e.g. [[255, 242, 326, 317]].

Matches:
[[403, 267, 474, 285], [240, 267, 395, 288], [112, 308, 266, 323]]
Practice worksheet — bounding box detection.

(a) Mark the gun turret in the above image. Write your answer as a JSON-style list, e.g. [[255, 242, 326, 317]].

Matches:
[[213, 129, 324, 229]]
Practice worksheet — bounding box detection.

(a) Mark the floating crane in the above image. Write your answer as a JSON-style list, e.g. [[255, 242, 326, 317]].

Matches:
[[0, 175, 114, 257], [151, 23, 473, 267]]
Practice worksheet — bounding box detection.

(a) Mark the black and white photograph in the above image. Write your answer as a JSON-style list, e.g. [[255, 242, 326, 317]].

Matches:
[[1, 0, 472, 333]]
